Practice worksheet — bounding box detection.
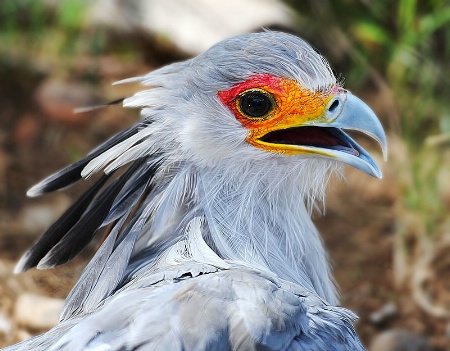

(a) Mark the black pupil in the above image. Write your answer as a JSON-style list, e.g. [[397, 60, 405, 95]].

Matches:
[[239, 91, 273, 118]]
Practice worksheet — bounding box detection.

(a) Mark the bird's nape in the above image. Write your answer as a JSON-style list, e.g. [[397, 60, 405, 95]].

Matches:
[[6, 31, 386, 351]]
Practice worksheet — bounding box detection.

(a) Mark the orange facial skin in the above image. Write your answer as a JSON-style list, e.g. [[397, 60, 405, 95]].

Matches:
[[218, 74, 338, 155]]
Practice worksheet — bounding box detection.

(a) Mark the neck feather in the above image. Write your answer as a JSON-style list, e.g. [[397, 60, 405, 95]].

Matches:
[[194, 159, 338, 303]]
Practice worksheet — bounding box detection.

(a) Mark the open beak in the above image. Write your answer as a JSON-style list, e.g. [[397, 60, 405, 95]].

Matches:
[[255, 93, 388, 178]]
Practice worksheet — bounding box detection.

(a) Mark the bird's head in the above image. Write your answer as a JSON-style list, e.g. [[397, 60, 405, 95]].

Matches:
[[120, 31, 386, 180]]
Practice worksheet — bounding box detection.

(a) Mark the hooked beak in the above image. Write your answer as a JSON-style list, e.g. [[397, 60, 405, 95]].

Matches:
[[255, 93, 388, 178]]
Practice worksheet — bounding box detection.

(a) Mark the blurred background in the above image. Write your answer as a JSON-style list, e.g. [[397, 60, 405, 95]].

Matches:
[[0, 0, 449, 349]]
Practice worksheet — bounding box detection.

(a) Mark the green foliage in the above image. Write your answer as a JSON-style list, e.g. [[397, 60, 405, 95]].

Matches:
[[57, 0, 87, 30], [0, 0, 94, 61], [0, 0, 47, 41]]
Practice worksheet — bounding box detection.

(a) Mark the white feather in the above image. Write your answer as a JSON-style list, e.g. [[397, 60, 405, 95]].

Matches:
[[82, 126, 156, 178]]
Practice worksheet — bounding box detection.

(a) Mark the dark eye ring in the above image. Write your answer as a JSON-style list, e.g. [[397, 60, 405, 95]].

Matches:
[[237, 89, 276, 119]]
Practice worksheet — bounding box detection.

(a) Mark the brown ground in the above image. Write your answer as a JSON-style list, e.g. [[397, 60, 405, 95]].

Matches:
[[0, 51, 448, 350]]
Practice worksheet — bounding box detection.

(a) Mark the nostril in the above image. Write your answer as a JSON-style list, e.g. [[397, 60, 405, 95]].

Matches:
[[328, 99, 340, 113]]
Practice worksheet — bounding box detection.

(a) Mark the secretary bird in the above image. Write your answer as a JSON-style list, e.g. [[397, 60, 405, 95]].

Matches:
[[5, 31, 386, 351]]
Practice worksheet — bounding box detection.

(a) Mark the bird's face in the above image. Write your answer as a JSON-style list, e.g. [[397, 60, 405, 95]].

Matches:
[[217, 73, 386, 178]]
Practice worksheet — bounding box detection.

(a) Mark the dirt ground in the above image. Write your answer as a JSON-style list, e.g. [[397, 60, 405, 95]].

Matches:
[[0, 52, 449, 350]]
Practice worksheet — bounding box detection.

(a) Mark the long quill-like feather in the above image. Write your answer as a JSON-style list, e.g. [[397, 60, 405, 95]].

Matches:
[[27, 124, 140, 197]]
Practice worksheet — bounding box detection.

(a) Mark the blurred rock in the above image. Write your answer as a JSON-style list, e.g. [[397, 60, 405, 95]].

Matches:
[[35, 79, 99, 126], [14, 115, 41, 147], [88, 0, 296, 55], [14, 293, 64, 330], [370, 330, 430, 351], [369, 302, 397, 325], [0, 313, 12, 336]]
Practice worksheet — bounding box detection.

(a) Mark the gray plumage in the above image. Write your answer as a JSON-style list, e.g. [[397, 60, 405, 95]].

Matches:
[[4, 31, 387, 350]]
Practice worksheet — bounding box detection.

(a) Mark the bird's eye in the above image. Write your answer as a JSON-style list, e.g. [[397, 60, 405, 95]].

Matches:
[[237, 89, 276, 119]]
